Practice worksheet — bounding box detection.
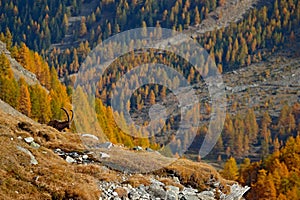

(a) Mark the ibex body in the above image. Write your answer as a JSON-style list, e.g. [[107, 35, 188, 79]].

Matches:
[[47, 108, 73, 131]]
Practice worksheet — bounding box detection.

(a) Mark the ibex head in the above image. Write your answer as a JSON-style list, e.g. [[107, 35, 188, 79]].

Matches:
[[47, 108, 74, 131]]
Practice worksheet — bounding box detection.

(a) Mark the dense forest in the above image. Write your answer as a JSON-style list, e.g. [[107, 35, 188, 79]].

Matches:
[[221, 135, 300, 199], [0, 0, 299, 158], [0, 37, 155, 148], [1, 0, 299, 76]]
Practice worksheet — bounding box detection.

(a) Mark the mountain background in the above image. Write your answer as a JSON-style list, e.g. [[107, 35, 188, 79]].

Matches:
[[0, 0, 300, 199]]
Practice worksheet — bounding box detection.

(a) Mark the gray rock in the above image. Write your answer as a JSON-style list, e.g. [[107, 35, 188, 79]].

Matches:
[[54, 148, 65, 156], [65, 156, 76, 163], [24, 137, 34, 143], [133, 146, 143, 151], [182, 187, 198, 195], [166, 190, 178, 200], [149, 184, 166, 198], [128, 191, 140, 200], [112, 191, 118, 196], [81, 133, 99, 141], [98, 142, 113, 149], [30, 141, 40, 149], [166, 186, 180, 193], [172, 177, 180, 183], [146, 147, 154, 152], [17, 146, 38, 165], [197, 193, 215, 200], [200, 191, 214, 197], [182, 195, 198, 200], [220, 184, 250, 200], [82, 155, 89, 159], [100, 152, 110, 158], [150, 178, 165, 186]]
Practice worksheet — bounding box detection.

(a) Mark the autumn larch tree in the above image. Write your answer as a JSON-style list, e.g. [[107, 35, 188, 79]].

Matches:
[[221, 157, 239, 181], [18, 78, 31, 117]]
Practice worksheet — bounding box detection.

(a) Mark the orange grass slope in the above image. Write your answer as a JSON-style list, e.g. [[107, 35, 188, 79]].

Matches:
[[0, 100, 100, 200]]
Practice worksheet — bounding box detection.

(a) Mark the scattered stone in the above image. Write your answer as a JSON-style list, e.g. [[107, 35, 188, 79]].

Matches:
[[97, 142, 113, 149], [65, 156, 76, 163], [220, 183, 250, 200], [100, 152, 110, 158], [112, 191, 118, 196], [98, 176, 250, 200], [82, 155, 89, 159], [133, 146, 143, 151], [145, 147, 154, 152], [17, 146, 38, 165], [17, 136, 22, 140], [166, 190, 178, 200], [199, 191, 214, 197], [24, 137, 34, 143], [149, 183, 166, 198], [185, 195, 200, 200], [173, 176, 180, 183], [166, 185, 180, 193], [114, 187, 128, 198], [150, 178, 165, 186], [30, 141, 40, 149], [54, 148, 64, 156], [81, 133, 99, 141], [128, 190, 140, 200]]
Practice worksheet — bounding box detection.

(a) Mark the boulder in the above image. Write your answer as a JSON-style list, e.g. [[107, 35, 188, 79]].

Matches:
[[24, 137, 34, 143], [81, 133, 99, 141], [98, 142, 113, 149], [30, 141, 40, 149], [65, 156, 76, 163], [133, 146, 143, 151], [149, 183, 166, 198], [100, 152, 110, 158], [166, 190, 178, 200], [128, 190, 140, 200], [166, 185, 180, 193], [17, 146, 38, 165], [145, 147, 154, 152]]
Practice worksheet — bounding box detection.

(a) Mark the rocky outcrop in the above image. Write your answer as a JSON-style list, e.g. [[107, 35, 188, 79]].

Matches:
[[53, 146, 250, 200], [98, 177, 250, 200]]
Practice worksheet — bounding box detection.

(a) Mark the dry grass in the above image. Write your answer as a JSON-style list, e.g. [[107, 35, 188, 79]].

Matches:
[[122, 174, 151, 187], [16, 121, 85, 152], [158, 177, 184, 191], [0, 109, 100, 200], [91, 146, 176, 174], [156, 158, 231, 192], [75, 164, 120, 182], [114, 187, 128, 198], [0, 107, 233, 199]]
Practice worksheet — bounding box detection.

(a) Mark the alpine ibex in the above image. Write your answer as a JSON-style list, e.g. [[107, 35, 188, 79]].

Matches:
[[47, 108, 73, 131]]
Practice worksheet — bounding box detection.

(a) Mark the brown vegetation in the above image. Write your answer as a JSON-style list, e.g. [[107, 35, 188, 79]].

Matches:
[[0, 100, 235, 199], [0, 107, 100, 199], [156, 158, 232, 192], [158, 177, 184, 191], [122, 174, 151, 188]]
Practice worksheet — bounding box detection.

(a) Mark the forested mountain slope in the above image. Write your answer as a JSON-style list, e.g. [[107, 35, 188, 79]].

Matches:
[[0, 0, 300, 199]]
